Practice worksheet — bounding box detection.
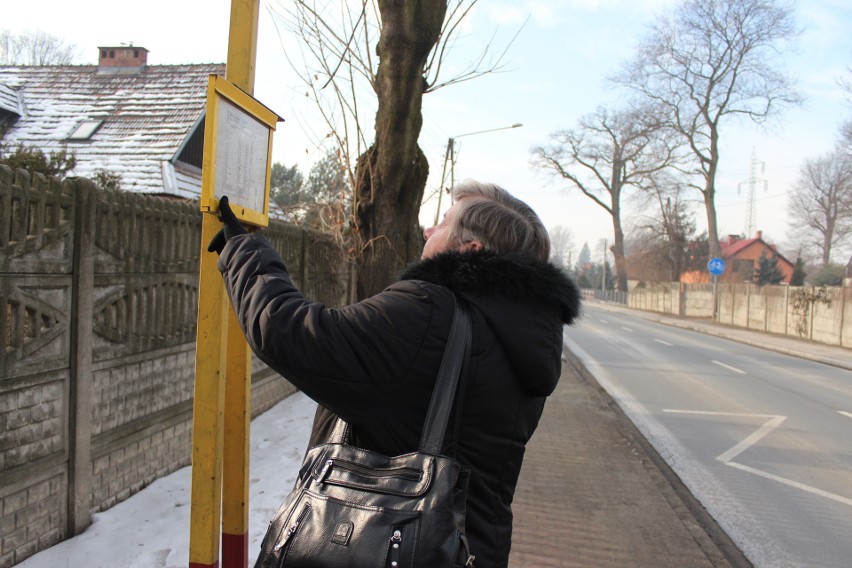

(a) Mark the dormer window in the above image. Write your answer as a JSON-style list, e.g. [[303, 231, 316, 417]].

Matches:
[[68, 120, 103, 141]]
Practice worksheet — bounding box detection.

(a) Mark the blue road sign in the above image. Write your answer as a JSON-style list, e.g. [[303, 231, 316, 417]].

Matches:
[[707, 257, 726, 275]]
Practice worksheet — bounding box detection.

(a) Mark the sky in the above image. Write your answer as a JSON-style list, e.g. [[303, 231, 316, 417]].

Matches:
[[16, 392, 317, 568], [3, 0, 852, 265]]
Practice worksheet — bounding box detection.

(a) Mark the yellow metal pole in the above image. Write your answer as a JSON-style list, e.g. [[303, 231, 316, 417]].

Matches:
[[226, 0, 259, 91], [221, 2, 259, 568], [189, 216, 229, 568], [190, 2, 260, 568], [222, 308, 252, 568]]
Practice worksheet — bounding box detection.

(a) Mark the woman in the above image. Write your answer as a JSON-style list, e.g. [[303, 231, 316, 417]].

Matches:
[[210, 181, 581, 567]]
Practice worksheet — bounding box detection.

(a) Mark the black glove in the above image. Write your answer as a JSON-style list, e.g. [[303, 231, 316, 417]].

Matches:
[[207, 196, 248, 254]]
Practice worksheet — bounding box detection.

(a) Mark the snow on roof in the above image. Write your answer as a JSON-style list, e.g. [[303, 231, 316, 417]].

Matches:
[[0, 62, 225, 194]]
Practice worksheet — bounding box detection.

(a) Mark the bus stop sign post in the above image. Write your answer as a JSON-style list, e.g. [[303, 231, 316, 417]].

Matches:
[[189, 1, 281, 567]]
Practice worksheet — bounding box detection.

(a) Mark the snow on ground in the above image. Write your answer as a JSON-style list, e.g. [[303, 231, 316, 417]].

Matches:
[[18, 392, 317, 568]]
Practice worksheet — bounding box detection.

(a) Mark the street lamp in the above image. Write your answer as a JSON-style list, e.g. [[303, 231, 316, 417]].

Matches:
[[433, 123, 523, 225]]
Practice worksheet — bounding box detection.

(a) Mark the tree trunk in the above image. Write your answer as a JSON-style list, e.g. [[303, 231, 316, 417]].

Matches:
[[610, 165, 628, 293], [823, 217, 834, 267], [352, 1, 447, 300], [704, 127, 721, 258], [704, 184, 720, 257], [611, 217, 628, 292]]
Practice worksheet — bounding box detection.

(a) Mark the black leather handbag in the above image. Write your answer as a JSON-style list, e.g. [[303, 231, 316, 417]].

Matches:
[[254, 298, 476, 568]]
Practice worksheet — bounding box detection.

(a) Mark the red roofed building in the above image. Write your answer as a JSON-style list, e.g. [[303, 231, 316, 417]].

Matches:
[[681, 231, 795, 283]]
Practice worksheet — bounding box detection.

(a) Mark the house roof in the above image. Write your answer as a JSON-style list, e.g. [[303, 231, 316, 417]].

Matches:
[[720, 235, 793, 266], [721, 237, 759, 258], [0, 61, 225, 195]]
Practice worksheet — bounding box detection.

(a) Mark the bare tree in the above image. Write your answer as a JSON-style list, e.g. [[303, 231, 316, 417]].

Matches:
[[532, 105, 676, 292], [842, 63, 852, 149], [613, 0, 800, 257], [632, 173, 703, 281], [268, 1, 516, 298], [0, 30, 78, 65], [788, 149, 852, 266], [548, 226, 574, 269], [843, 121, 852, 151]]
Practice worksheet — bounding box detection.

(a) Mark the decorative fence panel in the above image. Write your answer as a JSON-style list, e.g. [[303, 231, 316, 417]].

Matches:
[[0, 165, 347, 567]]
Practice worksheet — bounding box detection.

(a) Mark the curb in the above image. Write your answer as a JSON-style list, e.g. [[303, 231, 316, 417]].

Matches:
[[561, 348, 754, 568]]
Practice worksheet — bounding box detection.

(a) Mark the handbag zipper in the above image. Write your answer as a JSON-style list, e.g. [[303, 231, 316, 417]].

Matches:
[[273, 503, 311, 553], [321, 458, 422, 483]]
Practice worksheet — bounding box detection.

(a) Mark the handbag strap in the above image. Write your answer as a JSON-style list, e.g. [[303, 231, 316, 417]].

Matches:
[[419, 295, 472, 455], [327, 295, 472, 455]]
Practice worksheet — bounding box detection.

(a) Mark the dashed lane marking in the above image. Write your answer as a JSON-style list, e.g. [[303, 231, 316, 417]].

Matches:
[[839, 411, 852, 420], [654, 339, 673, 346], [621, 326, 633, 332], [712, 360, 746, 375]]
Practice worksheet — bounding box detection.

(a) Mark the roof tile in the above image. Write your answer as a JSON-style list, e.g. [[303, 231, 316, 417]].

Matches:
[[0, 62, 225, 194]]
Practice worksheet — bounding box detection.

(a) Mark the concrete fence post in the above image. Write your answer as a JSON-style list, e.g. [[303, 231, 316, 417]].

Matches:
[[746, 284, 752, 329], [784, 285, 789, 336], [68, 179, 96, 536], [764, 286, 769, 332], [809, 287, 815, 340]]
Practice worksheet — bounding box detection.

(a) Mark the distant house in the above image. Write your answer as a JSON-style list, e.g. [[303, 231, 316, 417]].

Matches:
[[681, 231, 795, 284], [0, 46, 225, 198]]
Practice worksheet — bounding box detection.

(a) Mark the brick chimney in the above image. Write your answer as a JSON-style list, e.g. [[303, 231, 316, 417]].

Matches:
[[755, 230, 763, 240], [98, 46, 148, 68]]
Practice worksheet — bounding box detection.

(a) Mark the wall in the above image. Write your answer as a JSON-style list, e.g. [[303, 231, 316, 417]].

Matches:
[[628, 280, 852, 348], [0, 166, 347, 567]]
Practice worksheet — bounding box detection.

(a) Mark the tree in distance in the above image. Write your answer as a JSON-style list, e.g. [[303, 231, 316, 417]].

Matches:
[[613, 0, 800, 258], [0, 29, 78, 65], [787, 149, 852, 267]]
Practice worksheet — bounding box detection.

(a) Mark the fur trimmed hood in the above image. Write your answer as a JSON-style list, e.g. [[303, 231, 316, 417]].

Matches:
[[399, 250, 581, 325], [398, 251, 581, 396]]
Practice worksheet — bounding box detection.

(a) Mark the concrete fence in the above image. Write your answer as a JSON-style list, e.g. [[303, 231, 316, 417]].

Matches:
[[0, 165, 348, 567], [628, 281, 852, 348]]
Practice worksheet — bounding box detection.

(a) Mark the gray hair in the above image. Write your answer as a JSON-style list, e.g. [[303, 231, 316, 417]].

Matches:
[[447, 180, 551, 262]]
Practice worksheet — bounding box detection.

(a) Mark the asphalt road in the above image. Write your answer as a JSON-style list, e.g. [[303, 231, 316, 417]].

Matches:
[[564, 304, 852, 568]]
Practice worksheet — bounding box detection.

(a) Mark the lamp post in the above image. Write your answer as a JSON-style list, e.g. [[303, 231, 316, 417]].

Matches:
[[433, 123, 522, 225]]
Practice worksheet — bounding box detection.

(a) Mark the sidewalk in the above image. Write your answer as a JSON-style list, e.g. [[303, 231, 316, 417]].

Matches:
[[21, 300, 850, 567], [507, 300, 852, 567]]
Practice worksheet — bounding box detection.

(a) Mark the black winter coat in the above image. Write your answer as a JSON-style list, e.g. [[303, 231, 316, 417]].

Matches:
[[218, 233, 581, 568]]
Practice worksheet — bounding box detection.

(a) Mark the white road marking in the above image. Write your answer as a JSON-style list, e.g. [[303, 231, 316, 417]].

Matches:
[[664, 409, 852, 509], [712, 360, 746, 375], [715, 415, 787, 463], [654, 339, 673, 346], [600, 319, 608, 324], [621, 326, 633, 332], [839, 411, 852, 420], [725, 462, 852, 508]]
